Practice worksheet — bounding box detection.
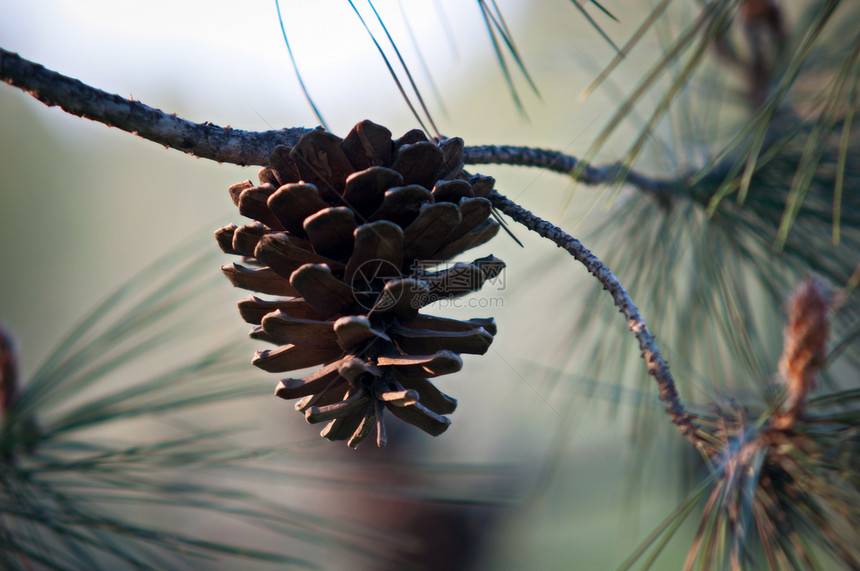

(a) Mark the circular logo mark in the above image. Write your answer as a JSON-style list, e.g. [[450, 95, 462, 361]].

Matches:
[[349, 259, 403, 312]]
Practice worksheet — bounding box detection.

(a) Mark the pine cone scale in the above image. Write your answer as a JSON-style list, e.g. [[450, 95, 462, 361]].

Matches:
[[402, 202, 462, 261], [260, 312, 338, 349], [238, 295, 322, 324], [342, 167, 403, 220], [288, 264, 357, 319], [303, 207, 357, 259], [343, 221, 404, 285], [253, 344, 344, 373]]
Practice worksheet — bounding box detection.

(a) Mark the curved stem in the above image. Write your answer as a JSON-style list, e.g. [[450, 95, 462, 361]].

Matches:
[[464, 145, 681, 203], [489, 190, 704, 445]]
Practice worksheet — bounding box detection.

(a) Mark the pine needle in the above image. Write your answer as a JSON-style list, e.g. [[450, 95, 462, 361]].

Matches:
[[345, 0, 435, 136], [568, 0, 621, 55], [364, 0, 442, 138], [0, 235, 341, 569], [275, 0, 329, 129], [485, 0, 542, 98], [398, 0, 449, 118], [581, 0, 672, 100], [477, 0, 529, 118]]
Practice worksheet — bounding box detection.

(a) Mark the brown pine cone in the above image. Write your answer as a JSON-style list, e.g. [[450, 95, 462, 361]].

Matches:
[[216, 120, 505, 448]]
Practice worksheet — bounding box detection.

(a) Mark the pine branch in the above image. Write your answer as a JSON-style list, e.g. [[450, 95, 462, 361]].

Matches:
[[1, 47, 682, 204], [0, 48, 313, 166], [464, 145, 680, 203], [489, 190, 703, 446], [0, 46, 702, 447]]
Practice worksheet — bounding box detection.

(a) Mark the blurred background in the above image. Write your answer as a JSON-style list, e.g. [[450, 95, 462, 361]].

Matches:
[[1, 0, 856, 568]]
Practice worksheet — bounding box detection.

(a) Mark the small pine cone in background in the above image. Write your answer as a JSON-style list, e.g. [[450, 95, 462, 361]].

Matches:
[[777, 275, 832, 428], [0, 323, 19, 417], [215, 120, 505, 448]]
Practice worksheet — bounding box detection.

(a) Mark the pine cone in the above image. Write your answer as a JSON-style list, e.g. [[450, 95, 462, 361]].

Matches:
[[216, 120, 505, 448]]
